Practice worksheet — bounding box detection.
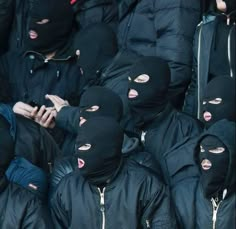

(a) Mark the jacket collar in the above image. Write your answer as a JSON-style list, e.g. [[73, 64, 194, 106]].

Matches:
[[119, 0, 139, 20]]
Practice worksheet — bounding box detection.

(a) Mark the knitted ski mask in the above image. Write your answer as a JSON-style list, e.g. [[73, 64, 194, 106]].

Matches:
[[75, 117, 123, 186], [26, 0, 74, 54], [74, 23, 118, 82], [128, 57, 170, 128], [201, 77, 235, 128], [79, 86, 123, 125], [198, 135, 229, 198], [0, 115, 14, 179]]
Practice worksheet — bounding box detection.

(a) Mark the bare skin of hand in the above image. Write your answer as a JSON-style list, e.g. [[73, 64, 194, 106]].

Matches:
[[45, 94, 69, 112], [34, 105, 57, 128], [13, 101, 38, 119]]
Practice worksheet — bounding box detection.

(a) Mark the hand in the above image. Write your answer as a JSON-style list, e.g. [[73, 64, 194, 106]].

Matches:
[[13, 101, 38, 119], [45, 94, 69, 112], [34, 105, 57, 128]]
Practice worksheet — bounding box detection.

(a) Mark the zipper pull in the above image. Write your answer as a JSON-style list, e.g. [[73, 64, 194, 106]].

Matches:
[[146, 219, 151, 228]]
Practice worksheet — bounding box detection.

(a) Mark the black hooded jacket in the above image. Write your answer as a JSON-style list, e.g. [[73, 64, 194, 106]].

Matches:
[[50, 159, 177, 228], [0, 180, 52, 229], [184, 12, 236, 117], [170, 120, 236, 228]]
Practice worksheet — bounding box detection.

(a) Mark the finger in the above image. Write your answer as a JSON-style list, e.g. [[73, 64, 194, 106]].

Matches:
[[44, 113, 55, 128], [37, 105, 46, 119], [30, 106, 39, 118], [40, 109, 51, 123]]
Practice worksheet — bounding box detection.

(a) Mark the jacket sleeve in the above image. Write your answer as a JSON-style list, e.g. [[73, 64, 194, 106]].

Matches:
[[183, 25, 201, 117], [22, 198, 53, 229], [50, 180, 70, 229], [140, 175, 177, 229], [0, 0, 14, 55], [56, 106, 80, 133], [49, 157, 75, 199]]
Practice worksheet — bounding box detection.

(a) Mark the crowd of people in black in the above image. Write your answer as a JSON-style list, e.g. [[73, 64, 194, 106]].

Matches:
[[0, 0, 235, 228]]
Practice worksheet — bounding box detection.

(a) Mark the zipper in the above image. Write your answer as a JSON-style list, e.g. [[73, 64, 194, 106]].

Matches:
[[24, 50, 72, 62], [227, 26, 234, 78], [146, 219, 151, 228], [197, 23, 203, 119], [98, 187, 106, 229], [211, 197, 222, 229]]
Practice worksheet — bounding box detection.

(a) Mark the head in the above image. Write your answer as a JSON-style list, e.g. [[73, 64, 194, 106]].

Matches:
[[0, 115, 14, 178], [75, 117, 124, 186], [26, 0, 74, 54], [75, 23, 118, 82], [127, 57, 170, 128], [195, 120, 235, 198], [79, 86, 123, 126], [201, 77, 235, 129]]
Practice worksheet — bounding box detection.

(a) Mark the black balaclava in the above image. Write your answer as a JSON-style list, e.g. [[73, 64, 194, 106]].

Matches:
[[128, 57, 170, 128], [26, 0, 74, 54], [198, 135, 229, 198], [75, 117, 123, 186], [74, 23, 118, 82], [79, 86, 123, 123], [201, 77, 235, 128], [0, 115, 14, 180]]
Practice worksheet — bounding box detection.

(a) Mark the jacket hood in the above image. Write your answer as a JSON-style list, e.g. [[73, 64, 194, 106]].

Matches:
[[194, 119, 236, 194]]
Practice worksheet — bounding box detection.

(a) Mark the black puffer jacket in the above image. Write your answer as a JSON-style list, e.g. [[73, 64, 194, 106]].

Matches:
[[141, 104, 203, 176], [117, 0, 201, 107], [51, 159, 177, 229], [0, 0, 14, 55], [72, 0, 118, 31], [170, 120, 236, 228], [0, 177, 52, 229]]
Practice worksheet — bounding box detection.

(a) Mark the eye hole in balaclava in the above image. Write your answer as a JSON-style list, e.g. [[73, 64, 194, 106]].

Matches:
[[127, 57, 170, 128], [75, 117, 124, 186], [201, 77, 236, 129], [198, 135, 229, 198], [0, 115, 14, 179], [26, 0, 74, 54], [79, 86, 123, 126]]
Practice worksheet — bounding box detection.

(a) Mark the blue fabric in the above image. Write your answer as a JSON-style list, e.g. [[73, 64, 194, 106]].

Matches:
[[0, 103, 16, 140], [6, 157, 48, 200]]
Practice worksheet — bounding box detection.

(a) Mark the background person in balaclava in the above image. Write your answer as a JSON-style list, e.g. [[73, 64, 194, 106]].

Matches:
[[127, 56, 203, 176], [50, 116, 177, 228], [0, 0, 85, 146], [169, 119, 235, 228], [0, 114, 53, 228], [201, 76, 236, 128], [184, 0, 236, 118]]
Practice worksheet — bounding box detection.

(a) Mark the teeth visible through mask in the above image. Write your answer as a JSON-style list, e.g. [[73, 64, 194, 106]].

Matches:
[[128, 89, 138, 98]]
